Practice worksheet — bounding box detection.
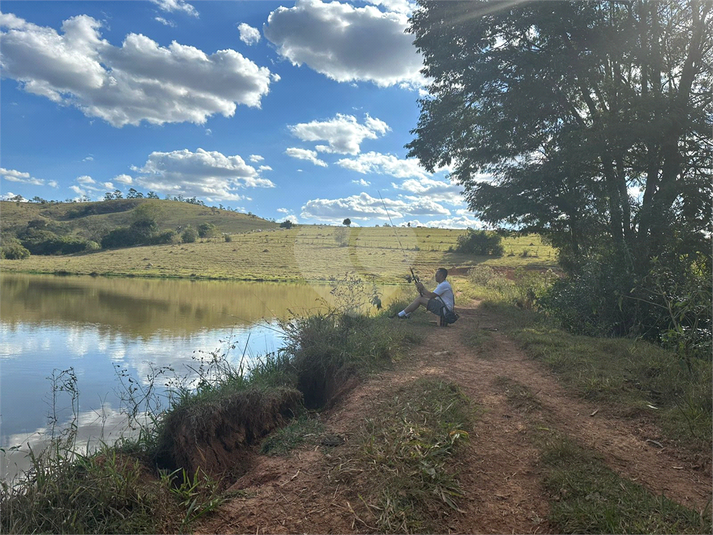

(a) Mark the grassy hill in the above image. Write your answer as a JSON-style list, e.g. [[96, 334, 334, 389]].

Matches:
[[0, 199, 277, 243], [0, 224, 557, 283]]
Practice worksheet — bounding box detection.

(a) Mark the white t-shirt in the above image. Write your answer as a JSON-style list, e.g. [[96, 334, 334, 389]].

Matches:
[[433, 280, 455, 311]]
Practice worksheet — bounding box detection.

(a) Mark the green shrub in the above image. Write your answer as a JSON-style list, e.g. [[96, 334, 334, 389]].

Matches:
[[181, 227, 198, 243], [198, 222, 219, 238], [456, 229, 504, 256], [101, 227, 138, 249], [1, 239, 31, 259]]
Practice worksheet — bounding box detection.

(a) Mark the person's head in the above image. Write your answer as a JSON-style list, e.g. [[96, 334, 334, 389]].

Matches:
[[435, 268, 448, 282]]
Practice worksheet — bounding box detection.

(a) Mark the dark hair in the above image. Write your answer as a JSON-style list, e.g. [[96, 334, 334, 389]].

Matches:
[[437, 268, 448, 278]]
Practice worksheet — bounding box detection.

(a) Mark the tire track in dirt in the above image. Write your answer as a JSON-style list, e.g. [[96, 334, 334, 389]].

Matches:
[[427, 304, 712, 516], [196, 302, 710, 534]]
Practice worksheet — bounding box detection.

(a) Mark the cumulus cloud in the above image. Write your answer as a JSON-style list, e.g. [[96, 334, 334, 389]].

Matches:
[[405, 215, 485, 229], [151, 0, 198, 18], [113, 174, 133, 185], [0, 192, 27, 201], [337, 151, 430, 179], [301, 192, 450, 222], [0, 167, 48, 186], [0, 12, 275, 127], [249, 154, 264, 163], [365, 0, 416, 15], [285, 147, 328, 167], [393, 176, 465, 205], [352, 178, 371, 187], [289, 114, 389, 155], [238, 23, 261, 45], [263, 0, 425, 88], [132, 148, 274, 202], [76, 175, 95, 185]]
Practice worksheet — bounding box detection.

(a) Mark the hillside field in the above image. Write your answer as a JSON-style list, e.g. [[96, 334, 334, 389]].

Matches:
[[0, 224, 557, 283]]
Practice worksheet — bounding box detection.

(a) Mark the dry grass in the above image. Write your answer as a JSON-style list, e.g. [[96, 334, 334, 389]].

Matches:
[[1, 226, 557, 282]]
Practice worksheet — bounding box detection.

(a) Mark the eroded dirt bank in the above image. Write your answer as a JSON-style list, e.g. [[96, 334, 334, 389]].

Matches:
[[196, 302, 711, 534]]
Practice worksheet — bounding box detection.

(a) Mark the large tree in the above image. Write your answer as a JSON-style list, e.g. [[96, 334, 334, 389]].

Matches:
[[407, 0, 712, 272]]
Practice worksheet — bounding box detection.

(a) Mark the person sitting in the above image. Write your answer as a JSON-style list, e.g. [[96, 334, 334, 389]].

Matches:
[[395, 268, 454, 321]]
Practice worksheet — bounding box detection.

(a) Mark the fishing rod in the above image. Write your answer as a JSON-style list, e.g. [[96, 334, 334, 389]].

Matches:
[[378, 191, 423, 296]]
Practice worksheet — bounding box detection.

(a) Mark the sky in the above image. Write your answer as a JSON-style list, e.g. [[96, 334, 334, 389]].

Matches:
[[0, 0, 485, 228]]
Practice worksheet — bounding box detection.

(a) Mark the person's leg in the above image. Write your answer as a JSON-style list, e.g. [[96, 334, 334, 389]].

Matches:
[[399, 296, 429, 316]]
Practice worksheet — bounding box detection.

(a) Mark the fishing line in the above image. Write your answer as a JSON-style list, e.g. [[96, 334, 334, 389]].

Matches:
[[378, 190, 408, 259]]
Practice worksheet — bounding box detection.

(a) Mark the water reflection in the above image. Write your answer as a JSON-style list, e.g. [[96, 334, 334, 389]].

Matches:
[[1, 274, 328, 338], [0, 273, 341, 482]]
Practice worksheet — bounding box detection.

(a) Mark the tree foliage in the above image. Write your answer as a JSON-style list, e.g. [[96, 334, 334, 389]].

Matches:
[[408, 0, 711, 263], [407, 0, 712, 347]]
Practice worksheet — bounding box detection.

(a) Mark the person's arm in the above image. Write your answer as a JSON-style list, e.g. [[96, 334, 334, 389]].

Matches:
[[415, 281, 439, 299]]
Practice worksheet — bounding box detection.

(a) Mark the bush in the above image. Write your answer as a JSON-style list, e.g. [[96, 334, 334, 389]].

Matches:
[[198, 223, 219, 238], [1, 239, 30, 259], [20, 229, 96, 255], [279, 220, 294, 229], [181, 227, 198, 243], [101, 227, 138, 249], [456, 229, 504, 256]]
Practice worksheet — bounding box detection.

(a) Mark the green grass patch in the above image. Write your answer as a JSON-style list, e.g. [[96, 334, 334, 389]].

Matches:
[[260, 413, 325, 456], [347, 378, 474, 533], [541, 435, 709, 534], [512, 323, 712, 451]]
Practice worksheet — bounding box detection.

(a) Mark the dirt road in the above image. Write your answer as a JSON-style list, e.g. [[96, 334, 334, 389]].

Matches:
[[197, 302, 712, 534]]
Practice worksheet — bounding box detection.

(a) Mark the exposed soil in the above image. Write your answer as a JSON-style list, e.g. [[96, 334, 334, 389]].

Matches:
[[196, 301, 712, 534]]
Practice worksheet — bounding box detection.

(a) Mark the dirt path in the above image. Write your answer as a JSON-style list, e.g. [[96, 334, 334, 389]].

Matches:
[[197, 302, 711, 534]]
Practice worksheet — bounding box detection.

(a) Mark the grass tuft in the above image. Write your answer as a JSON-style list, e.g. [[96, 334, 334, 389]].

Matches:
[[346, 378, 474, 533]]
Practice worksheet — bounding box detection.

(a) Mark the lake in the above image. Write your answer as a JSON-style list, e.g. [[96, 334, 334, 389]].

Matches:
[[0, 273, 389, 482]]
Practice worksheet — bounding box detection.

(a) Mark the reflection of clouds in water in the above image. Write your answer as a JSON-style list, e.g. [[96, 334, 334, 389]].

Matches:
[[1, 403, 146, 484], [66, 325, 96, 358], [0, 325, 42, 359]]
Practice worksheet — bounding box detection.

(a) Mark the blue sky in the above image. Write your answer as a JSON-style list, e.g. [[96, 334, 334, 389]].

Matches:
[[0, 0, 484, 228]]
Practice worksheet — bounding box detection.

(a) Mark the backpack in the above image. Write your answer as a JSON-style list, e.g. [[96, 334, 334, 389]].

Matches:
[[441, 305, 459, 324]]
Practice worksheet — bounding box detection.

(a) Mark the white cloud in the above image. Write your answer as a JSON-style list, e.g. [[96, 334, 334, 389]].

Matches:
[[337, 151, 430, 179], [82, 156, 94, 162], [394, 176, 465, 205], [70, 185, 87, 196], [133, 148, 274, 202], [365, 0, 416, 15], [301, 192, 450, 222], [76, 175, 95, 185], [285, 147, 328, 167], [238, 23, 261, 45], [0, 13, 275, 127], [289, 114, 389, 155], [277, 207, 290, 214], [151, 0, 198, 18], [0, 167, 45, 186], [0, 192, 27, 201], [405, 215, 485, 229], [155, 17, 176, 27], [113, 174, 133, 185], [249, 154, 264, 163], [263, 0, 425, 88], [352, 178, 371, 187], [258, 165, 273, 172], [103, 182, 115, 190]]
